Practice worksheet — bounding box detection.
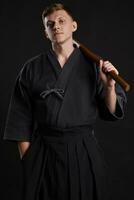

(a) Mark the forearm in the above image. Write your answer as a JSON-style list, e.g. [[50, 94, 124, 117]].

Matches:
[[17, 141, 31, 159], [103, 85, 117, 114]]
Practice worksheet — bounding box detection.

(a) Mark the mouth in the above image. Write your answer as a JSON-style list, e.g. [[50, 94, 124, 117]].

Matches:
[[54, 32, 63, 36]]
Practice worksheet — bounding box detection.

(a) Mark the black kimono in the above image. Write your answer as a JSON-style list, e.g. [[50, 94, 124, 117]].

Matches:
[[3, 46, 127, 200]]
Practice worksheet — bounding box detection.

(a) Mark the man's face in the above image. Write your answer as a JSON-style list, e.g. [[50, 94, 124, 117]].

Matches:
[[44, 9, 77, 44]]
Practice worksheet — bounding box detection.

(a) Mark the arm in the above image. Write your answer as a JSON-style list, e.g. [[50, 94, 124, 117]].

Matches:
[[99, 60, 119, 114], [17, 141, 31, 159], [103, 85, 117, 114]]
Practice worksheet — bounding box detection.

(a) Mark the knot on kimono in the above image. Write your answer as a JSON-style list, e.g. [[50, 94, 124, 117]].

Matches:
[[40, 88, 64, 100]]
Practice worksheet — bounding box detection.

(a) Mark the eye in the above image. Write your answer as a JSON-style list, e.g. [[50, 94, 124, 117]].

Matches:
[[46, 21, 55, 28], [59, 18, 66, 24]]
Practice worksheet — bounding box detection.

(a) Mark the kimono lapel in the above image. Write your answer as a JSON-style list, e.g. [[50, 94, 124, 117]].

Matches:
[[46, 49, 61, 78], [41, 47, 81, 125]]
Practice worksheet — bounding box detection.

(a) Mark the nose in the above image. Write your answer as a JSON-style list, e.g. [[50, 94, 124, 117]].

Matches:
[[53, 21, 60, 30]]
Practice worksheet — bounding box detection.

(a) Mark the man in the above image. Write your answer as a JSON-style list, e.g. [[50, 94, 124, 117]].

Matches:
[[3, 3, 127, 200]]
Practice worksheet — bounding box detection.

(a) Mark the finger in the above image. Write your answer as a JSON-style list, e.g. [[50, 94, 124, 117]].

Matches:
[[103, 62, 112, 67], [103, 60, 110, 65], [99, 59, 104, 73], [108, 68, 119, 75], [103, 66, 119, 75], [99, 59, 103, 67]]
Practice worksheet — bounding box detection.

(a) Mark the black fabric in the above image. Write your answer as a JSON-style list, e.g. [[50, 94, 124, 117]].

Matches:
[[3, 65, 34, 141], [3, 47, 127, 200], [21, 125, 110, 200]]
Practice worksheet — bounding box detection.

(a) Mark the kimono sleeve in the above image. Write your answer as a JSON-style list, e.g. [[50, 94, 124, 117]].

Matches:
[[3, 62, 34, 142], [95, 64, 127, 121]]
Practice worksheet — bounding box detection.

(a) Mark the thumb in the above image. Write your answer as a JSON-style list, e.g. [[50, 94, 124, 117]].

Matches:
[[99, 59, 103, 72]]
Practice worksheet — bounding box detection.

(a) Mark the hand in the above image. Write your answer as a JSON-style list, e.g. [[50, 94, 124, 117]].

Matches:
[[99, 60, 119, 88]]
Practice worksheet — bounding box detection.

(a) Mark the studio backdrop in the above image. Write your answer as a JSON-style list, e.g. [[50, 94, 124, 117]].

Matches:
[[0, 0, 133, 200]]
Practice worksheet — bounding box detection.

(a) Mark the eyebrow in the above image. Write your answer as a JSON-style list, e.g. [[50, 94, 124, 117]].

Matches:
[[47, 16, 66, 22], [46, 17, 65, 25], [47, 20, 54, 23]]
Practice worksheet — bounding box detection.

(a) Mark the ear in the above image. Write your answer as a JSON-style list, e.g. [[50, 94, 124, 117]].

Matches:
[[72, 21, 78, 32]]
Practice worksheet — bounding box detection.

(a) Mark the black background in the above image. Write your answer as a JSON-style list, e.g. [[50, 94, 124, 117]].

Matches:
[[0, 0, 133, 199]]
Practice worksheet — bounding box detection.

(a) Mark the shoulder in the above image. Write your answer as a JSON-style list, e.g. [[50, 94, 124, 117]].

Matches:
[[18, 51, 48, 79], [22, 52, 48, 71], [79, 48, 99, 80]]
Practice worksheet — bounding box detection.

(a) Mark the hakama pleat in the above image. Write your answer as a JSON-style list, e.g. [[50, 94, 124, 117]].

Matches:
[[21, 126, 109, 200]]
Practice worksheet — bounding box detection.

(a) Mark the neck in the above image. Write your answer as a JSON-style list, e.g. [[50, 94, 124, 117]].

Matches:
[[52, 38, 75, 60]]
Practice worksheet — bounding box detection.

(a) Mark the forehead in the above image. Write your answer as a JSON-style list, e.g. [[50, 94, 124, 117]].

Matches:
[[45, 9, 72, 22]]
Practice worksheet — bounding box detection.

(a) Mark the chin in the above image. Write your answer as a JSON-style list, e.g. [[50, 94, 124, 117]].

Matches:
[[53, 39, 66, 45], [55, 37, 72, 45]]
